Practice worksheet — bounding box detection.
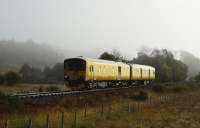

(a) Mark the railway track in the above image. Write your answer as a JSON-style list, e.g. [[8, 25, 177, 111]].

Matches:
[[11, 82, 186, 99], [12, 85, 149, 99]]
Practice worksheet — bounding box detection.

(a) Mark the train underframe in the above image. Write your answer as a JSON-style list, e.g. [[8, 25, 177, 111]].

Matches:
[[65, 80, 153, 91]]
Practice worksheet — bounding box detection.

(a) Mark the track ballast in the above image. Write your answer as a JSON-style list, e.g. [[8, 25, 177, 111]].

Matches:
[[12, 85, 150, 99]]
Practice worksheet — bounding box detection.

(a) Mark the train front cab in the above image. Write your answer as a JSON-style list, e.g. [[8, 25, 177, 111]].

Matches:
[[64, 58, 86, 88]]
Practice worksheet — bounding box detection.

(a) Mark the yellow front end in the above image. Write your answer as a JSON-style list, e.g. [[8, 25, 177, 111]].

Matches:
[[64, 70, 85, 81]]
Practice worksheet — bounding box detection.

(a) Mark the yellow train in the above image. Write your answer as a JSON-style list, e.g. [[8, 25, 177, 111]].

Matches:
[[64, 57, 155, 90]]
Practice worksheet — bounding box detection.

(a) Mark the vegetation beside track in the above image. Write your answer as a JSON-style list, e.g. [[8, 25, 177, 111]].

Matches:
[[1, 83, 200, 127], [1, 82, 200, 126]]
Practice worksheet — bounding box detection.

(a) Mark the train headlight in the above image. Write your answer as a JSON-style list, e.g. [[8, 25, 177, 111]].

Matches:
[[64, 75, 69, 79]]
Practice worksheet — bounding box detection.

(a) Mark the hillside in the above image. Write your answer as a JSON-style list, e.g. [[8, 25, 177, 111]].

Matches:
[[0, 40, 64, 71], [180, 51, 200, 78]]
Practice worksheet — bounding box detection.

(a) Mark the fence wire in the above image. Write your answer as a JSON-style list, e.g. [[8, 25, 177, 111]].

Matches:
[[1, 94, 200, 128]]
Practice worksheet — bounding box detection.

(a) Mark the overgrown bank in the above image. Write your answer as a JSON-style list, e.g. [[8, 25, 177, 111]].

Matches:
[[1, 83, 200, 128], [1, 82, 200, 116]]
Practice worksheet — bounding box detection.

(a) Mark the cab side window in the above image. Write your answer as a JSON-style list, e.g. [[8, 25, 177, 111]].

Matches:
[[90, 66, 94, 72]]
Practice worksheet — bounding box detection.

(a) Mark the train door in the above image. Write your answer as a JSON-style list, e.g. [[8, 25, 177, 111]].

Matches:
[[118, 66, 121, 80], [90, 65, 94, 81], [149, 69, 151, 81]]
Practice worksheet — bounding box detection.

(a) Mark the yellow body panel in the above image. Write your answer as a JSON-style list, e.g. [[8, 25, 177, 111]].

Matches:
[[64, 70, 85, 80], [131, 68, 141, 80], [86, 61, 130, 81], [64, 57, 155, 82], [131, 64, 155, 81]]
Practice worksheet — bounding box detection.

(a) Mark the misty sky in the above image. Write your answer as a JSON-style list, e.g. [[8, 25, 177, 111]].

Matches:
[[1, 0, 200, 58]]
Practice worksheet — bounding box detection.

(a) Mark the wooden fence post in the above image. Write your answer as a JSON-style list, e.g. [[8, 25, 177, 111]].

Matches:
[[46, 114, 50, 128], [101, 103, 104, 115], [159, 96, 161, 103], [28, 118, 32, 128], [74, 111, 77, 128], [61, 112, 64, 128], [137, 102, 140, 112], [128, 102, 131, 113], [84, 104, 87, 118], [149, 96, 152, 105], [4, 120, 8, 128], [109, 103, 112, 113]]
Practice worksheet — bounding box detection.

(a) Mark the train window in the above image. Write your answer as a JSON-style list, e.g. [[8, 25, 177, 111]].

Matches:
[[90, 66, 94, 72], [64, 59, 85, 71]]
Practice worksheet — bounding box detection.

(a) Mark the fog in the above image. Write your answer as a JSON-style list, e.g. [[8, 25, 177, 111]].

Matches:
[[1, 0, 200, 58], [0, 40, 64, 69], [180, 51, 200, 77]]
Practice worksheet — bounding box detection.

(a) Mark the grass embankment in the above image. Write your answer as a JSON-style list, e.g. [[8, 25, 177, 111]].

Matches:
[[1, 82, 200, 128], [0, 84, 67, 94]]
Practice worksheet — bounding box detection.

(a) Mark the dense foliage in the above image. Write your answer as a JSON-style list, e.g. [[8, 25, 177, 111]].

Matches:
[[0, 92, 21, 112], [194, 72, 200, 83], [99, 52, 116, 61], [99, 49, 128, 62], [19, 63, 64, 83], [99, 49, 188, 82], [0, 74, 4, 84], [0, 71, 21, 85], [0, 63, 64, 85], [133, 49, 188, 82]]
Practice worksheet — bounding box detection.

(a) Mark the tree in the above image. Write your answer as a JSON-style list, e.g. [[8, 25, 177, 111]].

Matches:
[[159, 63, 173, 82], [194, 72, 200, 83], [133, 49, 188, 82], [43, 66, 52, 81], [19, 64, 32, 82], [99, 52, 116, 61], [31, 67, 43, 83], [99, 49, 128, 62], [0, 74, 4, 85], [171, 60, 188, 81], [4, 71, 21, 85], [51, 63, 64, 81]]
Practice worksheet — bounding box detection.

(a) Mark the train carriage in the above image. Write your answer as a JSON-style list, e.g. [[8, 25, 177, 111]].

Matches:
[[130, 64, 155, 84], [64, 57, 155, 90]]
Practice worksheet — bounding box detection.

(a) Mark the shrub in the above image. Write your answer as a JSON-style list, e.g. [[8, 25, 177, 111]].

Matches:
[[132, 91, 148, 101], [172, 86, 184, 93], [152, 85, 165, 93], [0, 91, 22, 112], [46, 86, 61, 92], [194, 72, 200, 83], [4, 71, 21, 85], [38, 86, 44, 92]]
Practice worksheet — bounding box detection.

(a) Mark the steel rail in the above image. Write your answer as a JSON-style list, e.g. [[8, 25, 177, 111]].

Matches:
[[10, 81, 190, 99], [11, 85, 149, 99]]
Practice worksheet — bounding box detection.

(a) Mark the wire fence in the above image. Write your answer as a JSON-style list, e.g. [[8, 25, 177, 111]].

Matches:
[[1, 93, 200, 128]]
